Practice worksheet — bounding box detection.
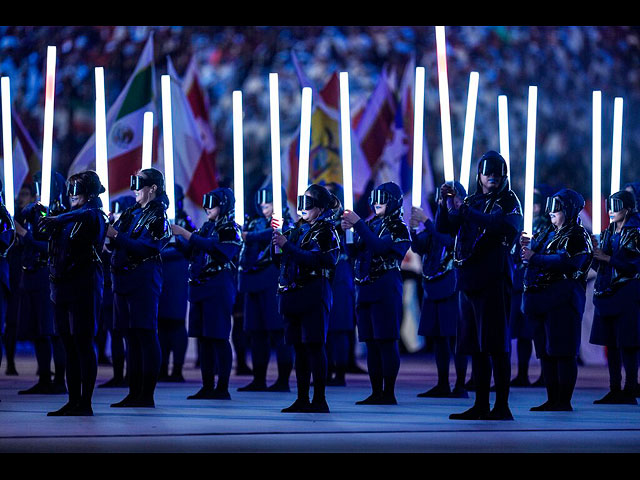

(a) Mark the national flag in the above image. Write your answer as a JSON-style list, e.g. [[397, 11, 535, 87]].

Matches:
[[68, 33, 158, 202]]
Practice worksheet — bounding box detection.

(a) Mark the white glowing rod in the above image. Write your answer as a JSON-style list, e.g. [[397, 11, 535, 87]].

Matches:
[[94, 67, 109, 213], [40, 46, 56, 208], [610, 97, 623, 196], [1, 77, 15, 217], [498, 95, 510, 181], [161, 75, 176, 222], [297, 87, 312, 199], [435, 26, 454, 183], [339, 73, 354, 243], [460, 71, 479, 194], [141, 111, 154, 170], [523, 86, 538, 237], [592, 90, 602, 236], [232, 90, 244, 227], [269, 73, 283, 253], [411, 66, 426, 208]]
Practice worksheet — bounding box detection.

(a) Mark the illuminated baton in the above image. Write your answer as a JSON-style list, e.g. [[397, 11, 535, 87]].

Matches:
[[232, 90, 244, 227], [269, 73, 283, 252], [40, 46, 56, 209], [411, 66, 425, 208], [297, 87, 312, 200], [498, 95, 510, 181], [161, 75, 176, 223], [592, 91, 602, 237], [459, 72, 479, 194], [435, 26, 454, 183], [141, 111, 154, 170], [1, 77, 15, 217], [611, 97, 623, 196], [94, 67, 109, 213], [339, 73, 354, 243], [523, 86, 538, 237]]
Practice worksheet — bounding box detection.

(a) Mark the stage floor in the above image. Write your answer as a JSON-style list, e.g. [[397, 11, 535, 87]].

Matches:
[[1, 353, 639, 454]]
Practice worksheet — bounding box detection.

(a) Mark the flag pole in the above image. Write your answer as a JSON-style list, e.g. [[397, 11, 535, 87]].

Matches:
[[40, 46, 56, 209], [460, 72, 479, 194], [269, 73, 283, 252], [94, 67, 109, 214], [161, 75, 176, 223], [523, 86, 538, 237], [411, 66, 426, 208], [339, 73, 354, 243], [1, 77, 15, 217], [611, 97, 623, 196], [498, 94, 510, 182], [232, 90, 244, 227], [592, 90, 602, 238], [435, 26, 454, 184]]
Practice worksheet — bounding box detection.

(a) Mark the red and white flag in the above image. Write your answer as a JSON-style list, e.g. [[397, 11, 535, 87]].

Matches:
[[68, 33, 158, 204]]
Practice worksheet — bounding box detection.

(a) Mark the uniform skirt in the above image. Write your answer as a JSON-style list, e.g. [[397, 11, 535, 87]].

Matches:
[[355, 270, 403, 342], [278, 277, 332, 344], [418, 292, 459, 338], [590, 280, 640, 348], [112, 261, 163, 331], [328, 259, 355, 333], [17, 268, 55, 339], [457, 279, 511, 355], [523, 280, 584, 357], [188, 271, 236, 339]]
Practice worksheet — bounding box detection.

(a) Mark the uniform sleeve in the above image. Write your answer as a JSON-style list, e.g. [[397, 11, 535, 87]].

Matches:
[[21, 230, 49, 253], [280, 227, 339, 269], [111, 225, 166, 258], [188, 227, 242, 263], [435, 202, 461, 235], [352, 219, 410, 259], [458, 202, 522, 238], [529, 251, 590, 274]]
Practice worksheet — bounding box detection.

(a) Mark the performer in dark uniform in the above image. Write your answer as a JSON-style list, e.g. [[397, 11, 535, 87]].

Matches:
[[107, 168, 171, 408], [98, 195, 136, 388], [172, 187, 242, 400], [438, 151, 522, 420], [342, 182, 411, 406], [0, 178, 16, 382], [41, 171, 108, 416], [319, 181, 356, 387], [15, 171, 68, 395], [237, 185, 294, 392], [510, 185, 554, 387], [410, 181, 469, 398], [3, 184, 36, 376], [158, 184, 195, 383], [521, 188, 592, 412], [272, 184, 340, 413], [589, 190, 640, 404]]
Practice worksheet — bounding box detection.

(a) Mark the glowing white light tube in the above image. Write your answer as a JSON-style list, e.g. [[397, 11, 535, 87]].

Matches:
[[141, 111, 154, 170], [592, 91, 602, 236], [611, 97, 623, 196], [435, 26, 454, 183], [269, 73, 283, 255], [232, 90, 244, 227], [161, 75, 176, 222], [339, 73, 354, 243], [297, 87, 312, 198], [1, 77, 15, 216], [411, 66, 425, 208], [523, 86, 538, 237], [40, 46, 56, 208], [459, 72, 479, 194], [94, 67, 109, 213], [498, 95, 510, 181]]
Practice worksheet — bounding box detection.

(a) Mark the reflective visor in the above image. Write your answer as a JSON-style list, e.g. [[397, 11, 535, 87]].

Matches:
[[202, 193, 219, 210], [66, 182, 86, 197], [297, 194, 318, 211], [369, 189, 391, 205], [607, 197, 625, 213], [130, 175, 152, 191], [546, 196, 564, 214], [256, 189, 272, 205], [480, 157, 507, 177]]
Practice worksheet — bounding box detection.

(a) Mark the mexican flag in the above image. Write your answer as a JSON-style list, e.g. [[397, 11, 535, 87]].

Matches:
[[68, 33, 158, 204]]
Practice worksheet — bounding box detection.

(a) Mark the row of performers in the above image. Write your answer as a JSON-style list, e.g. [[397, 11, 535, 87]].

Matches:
[[0, 150, 639, 419]]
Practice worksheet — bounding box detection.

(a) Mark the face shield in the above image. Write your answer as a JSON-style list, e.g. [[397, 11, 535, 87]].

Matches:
[[297, 194, 320, 211], [369, 189, 392, 206], [479, 156, 508, 177], [130, 175, 154, 191], [66, 181, 87, 197], [545, 196, 564, 214], [256, 188, 273, 205], [202, 193, 220, 210]]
